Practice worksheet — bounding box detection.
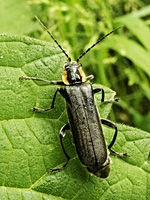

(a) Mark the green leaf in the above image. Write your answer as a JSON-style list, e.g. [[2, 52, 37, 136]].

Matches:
[[0, 34, 150, 200]]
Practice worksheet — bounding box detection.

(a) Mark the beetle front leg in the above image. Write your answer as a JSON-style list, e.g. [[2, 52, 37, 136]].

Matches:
[[20, 76, 65, 85], [101, 119, 128, 157], [50, 123, 71, 172], [86, 75, 94, 81], [32, 88, 64, 112], [93, 88, 119, 103]]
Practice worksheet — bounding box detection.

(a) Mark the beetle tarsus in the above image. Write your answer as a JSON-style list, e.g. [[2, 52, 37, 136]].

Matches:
[[50, 159, 70, 172], [86, 75, 94, 81], [109, 148, 129, 157], [31, 107, 51, 112], [103, 98, 119, 103]]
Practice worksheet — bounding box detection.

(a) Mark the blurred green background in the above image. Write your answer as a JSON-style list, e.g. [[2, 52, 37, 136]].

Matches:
[[1, 0, 150, 132]]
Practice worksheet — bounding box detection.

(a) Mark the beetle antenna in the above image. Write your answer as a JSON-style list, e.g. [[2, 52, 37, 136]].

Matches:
[[77, 26, 123, 62], [35, 16, 71, 62]]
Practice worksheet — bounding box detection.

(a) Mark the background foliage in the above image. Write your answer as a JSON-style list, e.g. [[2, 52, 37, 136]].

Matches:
[[0, 0, 150, 199]]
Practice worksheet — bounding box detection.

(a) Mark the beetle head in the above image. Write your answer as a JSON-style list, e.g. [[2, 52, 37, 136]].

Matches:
[[62, 61, 86, 85]]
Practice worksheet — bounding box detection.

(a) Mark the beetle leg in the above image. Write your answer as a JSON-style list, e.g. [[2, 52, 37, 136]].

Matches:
[[32, 88, 64, 112], [20, 76, 65, 85], [101, 119, 128, 157], [93, 88, 119, 102], [86, 74, 94, 81], [50, 123, 71, 172], [101, 118, 117, 148]]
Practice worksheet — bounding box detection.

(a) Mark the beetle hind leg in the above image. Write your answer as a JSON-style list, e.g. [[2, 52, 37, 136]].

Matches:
[[50, 123, 71, 172], [101, 118, 129, 157], [109, 148, 128, 157]]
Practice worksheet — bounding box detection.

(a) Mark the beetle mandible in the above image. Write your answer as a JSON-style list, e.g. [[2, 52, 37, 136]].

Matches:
[[20, 16, 128, 178]]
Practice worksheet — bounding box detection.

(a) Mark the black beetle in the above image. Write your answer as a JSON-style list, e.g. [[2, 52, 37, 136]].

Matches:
[[20, 16, 128, 178]]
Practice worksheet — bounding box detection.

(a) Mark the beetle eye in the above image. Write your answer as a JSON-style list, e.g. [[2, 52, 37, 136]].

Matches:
[[65, 65, 69, 69], [64, 62, 70, 69]]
